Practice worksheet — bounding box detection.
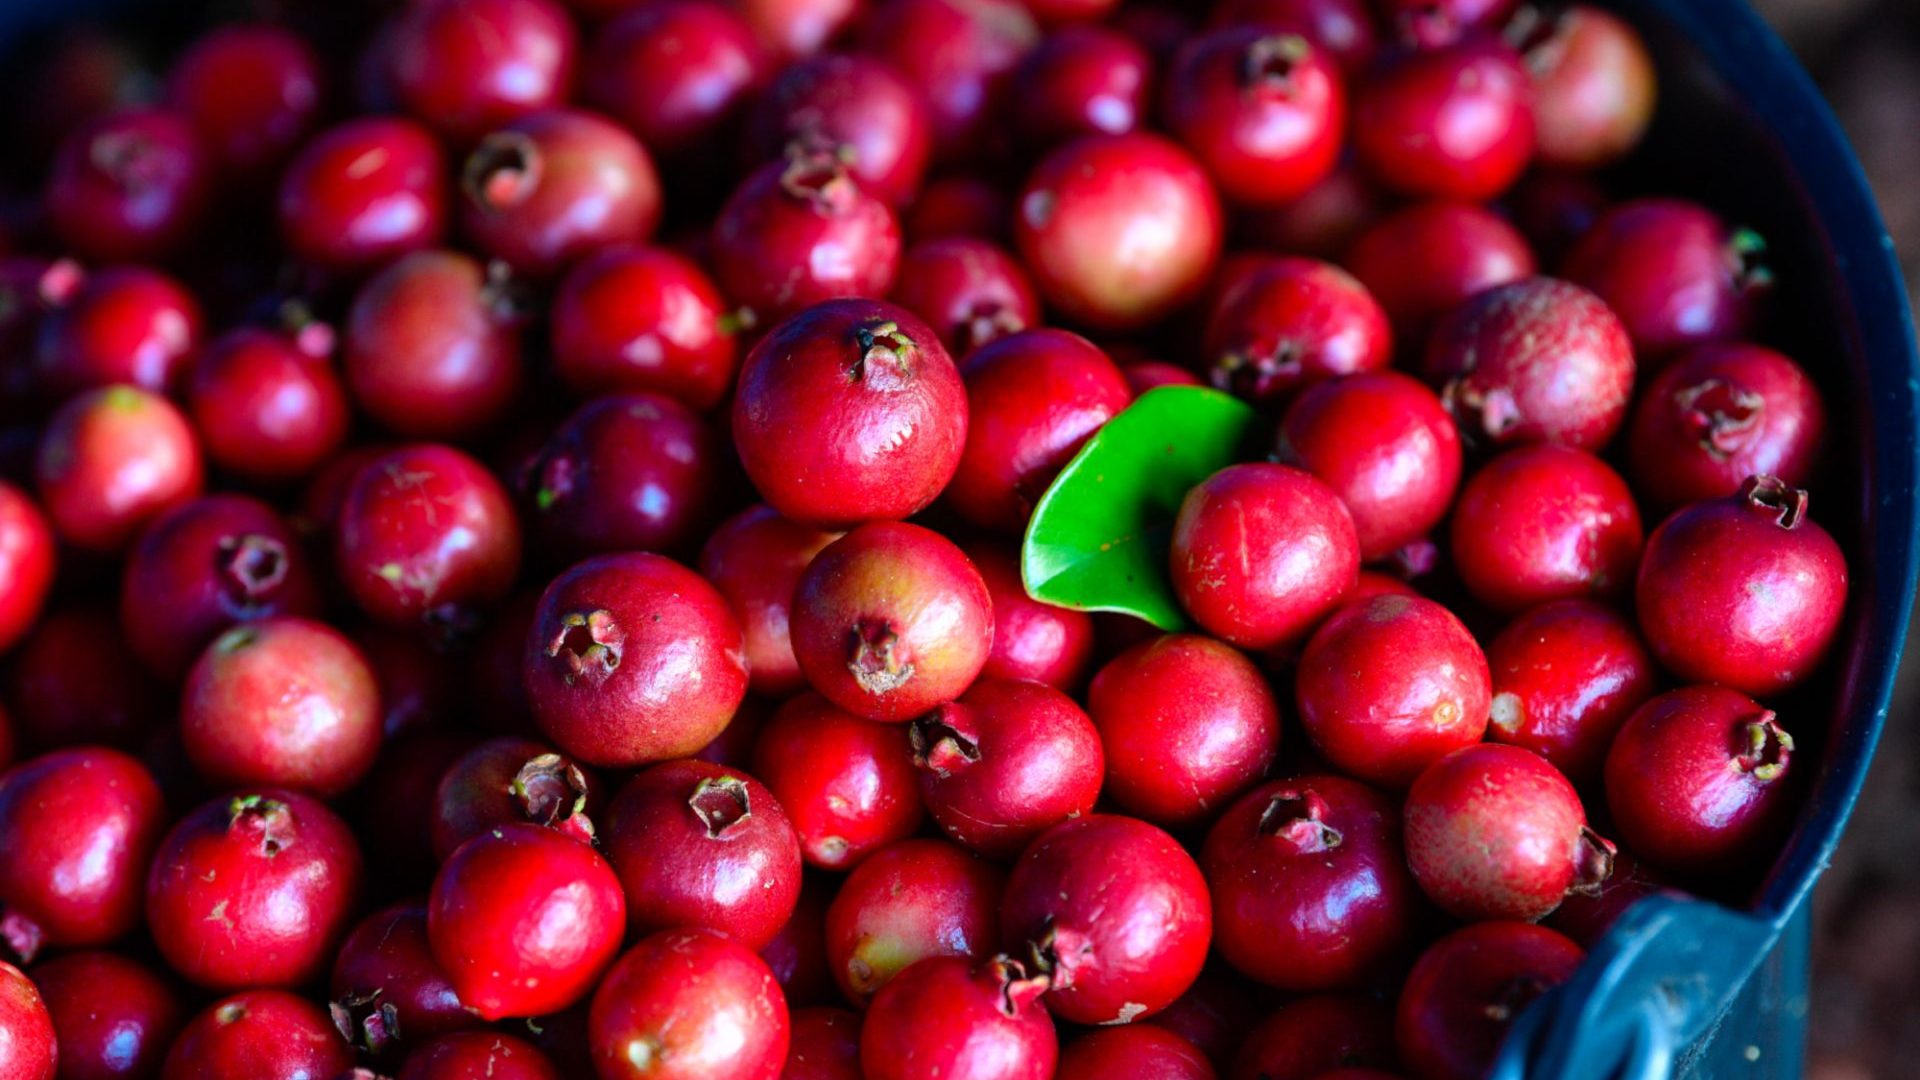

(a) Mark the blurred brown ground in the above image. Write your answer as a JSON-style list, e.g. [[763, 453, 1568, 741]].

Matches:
[[1753, 1, 1920, 1076]]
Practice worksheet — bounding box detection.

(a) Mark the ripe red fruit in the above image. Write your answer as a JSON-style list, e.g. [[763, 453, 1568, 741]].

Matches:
[[1449, 445, 1644, 614], [585, 2, 768, 161], [161, 990, 353, 1080], [45, 108, 208, 263], [1625, 342, 1827, 511], [525, 392, 721, 560], [525, 552, 749, 766], [783, 1007, 861, 1080], [0, 748, 162, 963], [35, 385, 203, 554], [1297, 595, 1491, 788], [35, 265, 202, 400], [856, 0, 1040, 162], [746, 53, 931, 206], [1170, 463, 1359, 652], [335, 444, 522, 630], [398, 1032, 561, 1080], [1395, 923, 1584, 1080], [912, 679, 1104, 858], [1201, 256, 1393, 407], [1486, 599, 1656, 785], [1354, 36, 1535, 200], [1015, 133, 1223, 330], [1008, 26, 1151, 150], [429, 823, 624, 1020], [386, 0, 577, 144], [1344, 200, 1537, 344], [186, 326, 351, 483], [0, 960, 54, 1080], [147, 791, 363, 989], [790, 522, 992, 721], [1002, 814, 1211, 1024], [0, 485, 54, 654], [1202, 776, 1417, 990], [344, 249, 525, 440], [278, 117, 448, 273], [1163, 28, 1345, 207], [1059, 1026, 1215, 1080], [1564, 197, 1768, 361], [949, 329, 1131, 531], [824, 837, 1005, 1003], [1228, 994, 1396, 1080], [1521, 4, 1657, 168], [458, 109, 663, 277], [712, 152, 902, 322], [860, 955, 1058, 1080], [733, 299, 966, 527], [166, 25, 323, 177], [1405, 744, 1614, 921], [1276, 371, 1462, 561], [549, 245, 739, 410], [1208, 0, 1377, 72], [1422, 277, 1636, 451], [752, 693, 923, 869], [1635, 476, 1847, 696], [1376, 0, 1515, 46], [735, 0, 863, 59], [120, 494, 321, 679], [601, 759, 803, 948], [5, 608, 161, 753], [1087, 634, 1279, 827], [332, 903, 479, 1054], [1545, 849, 1667, 947], [431, 737, 602, 860], [698, 506, 840, 697], [891, 237, 1041, 357], [31, 950, 184, 1080], [969, 542, 1095, 690], [590, 928, 791, 1080], [1605, 685, 1799, 875]]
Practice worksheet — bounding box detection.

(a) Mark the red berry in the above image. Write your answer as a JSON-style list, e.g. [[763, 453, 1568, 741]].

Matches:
[[949, 329, 1131, 531], [460, 109, 663, 278], [1058, 1025, 1215, 1080], [549, 245, 739, 411], [711, 153, 902, 322], [602, 759, 803, 948], [0, 960, 54, 1080], [1563, 197, 1768, 361], [166, 25, 323, 177], [1009, 26, 1152, 150], [1276, 371, 1461, 561], [1086, 633, 1279, 827], [1296, 595, 1491, 788], [331, 903, 479, 1054], [1624, 342, 1827, 512], [0, 485, 53, 655], [1421, 277, 1635, 451], [161, 990, 354, 1080], [698, 506, 840, 697], [45, 108, 209, 263], [31, 950, 183, 1080], [1486, 599, 1656, 786], [752, 693, 923, 869], [398, 1032, 561, 1080], [1344, 200, 1536, 344], [585, 2, 770, 161], [969, 541, 1095, 690], [386, 0, 577, 144], [733, 300, 965, 527], [1164, 28, 1345, 207], [890, 237, 1041, 358], [525, 552, 749, 766], [0, 748, 163, 963], [1545, 849, 1666, 947], [1002, 814, 1211, 1024], [146, 791, 362, 989], [1635, 476, 1846, 696], [745, 53, 931, 206], [912, 679, 1104, 858], [1202, 256, 1392, 411], [824, 837, 1005, 1003], [1170, 463, 1359, 652], [35, 385, 203, 554], [860, 955, 1057, 1080], [1015, 133, 1223, 330], [1353, 37, 1535, 200], [525, 392, 721, 561], [335, 444, 522, 629], [1208, 0, 1378, 73], [1520, 4, 1657, 169], [278, 117, 448, 273], [589, 928, 791, 1080], [856, 0, 1040, 162], [1395, 923, 1583, 1080], [783, 1007, 861, 1080], [428, 823, 624, 1020], [5, 608, 161, 753], [186, 327, 351, 483], [1202, 776, 1417, 990], [1228, 994, 1395, 1080], [431, 737, 601, 861], [1449, 444, 1644, 614], [35, 266, 202, 400]]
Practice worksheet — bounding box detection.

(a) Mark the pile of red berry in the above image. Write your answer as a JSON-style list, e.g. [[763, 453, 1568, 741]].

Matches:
[[0, 0, 1855, 1078]]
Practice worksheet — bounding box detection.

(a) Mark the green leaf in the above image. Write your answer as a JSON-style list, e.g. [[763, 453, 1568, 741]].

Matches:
[[1021, 385, 1264, 630]]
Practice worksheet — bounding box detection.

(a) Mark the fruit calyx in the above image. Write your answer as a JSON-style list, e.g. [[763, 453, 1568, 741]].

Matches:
[[1734, 714, 1794, 781], [910, 707, 982, 777], [1243, 34, 1312, 95], [1022, 918, 1090, 992], [852, 320, 918, 390], [984, 954, 1052, 1019], [848, 618, 915, 693], [549, 609, 624, 688], [779, 149, 858, 214], [463, 131, 543, 212], [89, 127, 167, 192], [512, 753, 596, 843], [330, 988, 402, 1057], [1443, 377, 1522, 442], [688, 775, 753, 838], [1727, 227, 1775, 295], [228, 794, 296, 856], [1739, 474, 1809, 530], [1258, 788, 1343, 852], [1570, 827, 1618, 897], [1676, 378, 1764, 460], [216, 533, 290, 607], [0, 909, 44, 965]]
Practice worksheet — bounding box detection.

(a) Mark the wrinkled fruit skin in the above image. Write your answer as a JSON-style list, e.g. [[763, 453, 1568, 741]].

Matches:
[[31, 949, 184, 1080], [1625, 342, 1826, 511], [860, 955, 1058, 1080], [1449, 444, 1644, 615], [698, 505, 842, 697], [752, 692, 924, 869], [1486, 599, 1657, 786], [1001, 814, 1212, 1024], [589, 927, 790, 1080], [161, 990, 354, 1080], [1201, 775, 1418, 991], [1057, 1025, 1217, 1080], [1394, 923, 1585, 1080], [825, 838, 1006, 1004]]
